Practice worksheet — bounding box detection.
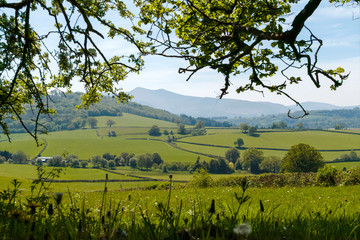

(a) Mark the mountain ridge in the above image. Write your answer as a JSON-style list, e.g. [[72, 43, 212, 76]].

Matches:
[[129, 87, 359, 118]]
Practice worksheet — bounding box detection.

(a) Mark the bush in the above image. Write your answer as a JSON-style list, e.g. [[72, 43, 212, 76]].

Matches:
[[341, 167, 360, 186], [317, 165, 339, 186], [188, 169, 214, 188], [0, 156, 5, 164]]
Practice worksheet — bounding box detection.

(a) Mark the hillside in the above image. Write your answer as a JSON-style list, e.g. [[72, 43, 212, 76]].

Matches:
[[129, 87, 289, 117], [5, 92, 231, 134], [227, 108, 360, 129], [129, 87, 359, 118]]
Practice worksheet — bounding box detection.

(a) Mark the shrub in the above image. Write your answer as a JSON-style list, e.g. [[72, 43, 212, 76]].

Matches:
[[341, 167, 360, 186], [317, 165, 339, 186], [188, 169, 214, 188]]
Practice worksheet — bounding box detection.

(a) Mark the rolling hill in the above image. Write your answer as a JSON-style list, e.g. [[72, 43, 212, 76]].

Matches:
[[129, 87, 359, 118]]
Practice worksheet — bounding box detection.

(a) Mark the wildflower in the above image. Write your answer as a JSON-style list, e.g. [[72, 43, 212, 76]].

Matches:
[[54, 192, 63, 205], [233, 223, 252, 237], [47, 203, 54, 216], [208, 199, 215, 214]]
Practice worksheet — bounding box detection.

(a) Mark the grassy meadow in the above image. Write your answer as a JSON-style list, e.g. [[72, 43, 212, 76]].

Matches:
[[0, 113, 360, 239]]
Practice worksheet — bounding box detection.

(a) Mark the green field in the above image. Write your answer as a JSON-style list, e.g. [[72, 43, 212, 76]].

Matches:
[[1, 113, 360, 173]]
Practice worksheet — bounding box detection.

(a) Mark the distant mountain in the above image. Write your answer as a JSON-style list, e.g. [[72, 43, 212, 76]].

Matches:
[[288, 102, 359, 111], [129, 87, 289, 117], [129, 87, 359, 117]]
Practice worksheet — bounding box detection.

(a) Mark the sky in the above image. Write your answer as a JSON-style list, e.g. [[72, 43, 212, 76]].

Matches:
[[116, 1, 360, 107], [29, 0, 360, 107]]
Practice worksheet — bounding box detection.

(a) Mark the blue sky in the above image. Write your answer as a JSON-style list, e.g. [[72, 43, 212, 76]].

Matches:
[[118, 1, 360, 107], [29, 1, 360, 107]]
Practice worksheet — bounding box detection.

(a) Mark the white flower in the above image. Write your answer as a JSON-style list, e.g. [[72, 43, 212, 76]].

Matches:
[[233, 223, 252, 236]]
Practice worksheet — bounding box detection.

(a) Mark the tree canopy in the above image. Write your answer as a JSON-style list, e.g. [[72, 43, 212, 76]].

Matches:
[[281, 143, 324, 172], [136, 0, 353, 115], [1, 0, 357, 142]]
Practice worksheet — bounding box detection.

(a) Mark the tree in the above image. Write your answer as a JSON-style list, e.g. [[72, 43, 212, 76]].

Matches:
[[296, 122, 305, 130], [137, 0, 349, 118], [194, 121, 205, 129], [87, 118, 98, 129], [281, 143, 324, 172], [148, 125, 161, 136], [239, 124, 249, 133], [241, 148, 264, 174], [129, 158, 137, 168], [80, 161, 88, 168], [225, 148, 240, 163], [259, 156, 282, 173], [11, 151, 28, 164], [334, 123, 345, 130], [1, 0, 354, 142], [48, 155, 65, 167], [103, 153, 116, 161], [234, 138, 244, 148], [248, 126, 257, 136], [151, 153, 164, 165], [106, 119, 116, 128], [349, 151, 359, 161], [137, 154, 153, 170], [0, 0, 148, 142], [108, 160, 116, 170], [177, 123, 187, 135], [91, 156, 108, 168]]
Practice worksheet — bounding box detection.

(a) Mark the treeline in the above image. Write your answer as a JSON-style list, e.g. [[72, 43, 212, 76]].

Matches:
[[5, 92, 231, 134], [228, 108, 360, 129]]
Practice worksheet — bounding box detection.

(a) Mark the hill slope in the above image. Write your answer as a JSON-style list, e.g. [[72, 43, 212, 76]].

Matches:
[[129, 87, 359, 117], [129, 88, 289, 117]]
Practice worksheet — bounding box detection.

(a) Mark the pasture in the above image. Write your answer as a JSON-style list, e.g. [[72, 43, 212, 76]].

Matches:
[[1, 113, 360, 179]]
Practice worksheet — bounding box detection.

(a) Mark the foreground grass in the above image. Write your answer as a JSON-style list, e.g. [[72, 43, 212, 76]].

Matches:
[[1, 167, 359, 240]]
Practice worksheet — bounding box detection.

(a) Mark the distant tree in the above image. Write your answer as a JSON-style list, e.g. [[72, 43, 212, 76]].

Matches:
[[151, 153, 164, 165], [148, 125, 161, 136], [129, 158, 137, 168], [296, 122, 305, 130], [225, 148, 240, 163], [0, 150, 12, 160], [194, 121, 205, 129], [103, 153, 116, 161], [334, 123, 345, 130], [349, 151, 359, 161], [11, 151, 28, 164], [70, 160, 80, 168], [271, 123, 280, 129], [248, 126, 257, 136], [91, 156, 108, 168], [259, 156, 282, 173], [234, 138, 244, 148], [241, 148, 264, 174], [239, 123, 249, 133], [279, 121, 288, 129], [87, 117, 98, 129], [107, 119, 116, 128], [137, 154, 153, 170], [170, 130, 174, 135], [48, 155, 65, 167], [281, 143, 324, 172], [235, 160, 242, 170], [163, 129, 169, 135], [108, 160, 116, 170], [80, 161, 88, 168], [177, 123, 187, 135], [0, 156, 6, 164]]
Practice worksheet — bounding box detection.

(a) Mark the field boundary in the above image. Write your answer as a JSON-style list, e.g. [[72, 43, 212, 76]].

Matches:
[[176, 140, 360, 152]]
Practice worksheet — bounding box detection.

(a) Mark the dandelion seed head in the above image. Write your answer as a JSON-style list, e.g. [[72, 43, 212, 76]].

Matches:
[[233, 223, 252, 236]]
